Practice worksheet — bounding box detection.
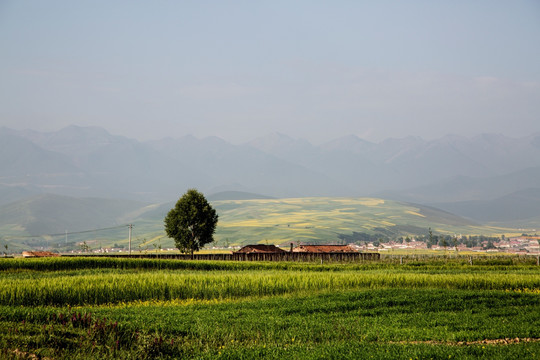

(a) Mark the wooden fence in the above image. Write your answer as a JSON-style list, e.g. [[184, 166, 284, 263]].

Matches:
[[64, 252, 380, 262]]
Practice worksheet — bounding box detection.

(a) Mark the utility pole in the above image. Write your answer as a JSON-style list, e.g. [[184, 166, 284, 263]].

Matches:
[[128, 224, 133, 255]]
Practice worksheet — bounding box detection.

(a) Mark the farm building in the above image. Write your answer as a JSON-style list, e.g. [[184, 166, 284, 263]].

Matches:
[[292, 245, 358, 253], [22, 251, 60, 258], [233, 244, 287, 254]]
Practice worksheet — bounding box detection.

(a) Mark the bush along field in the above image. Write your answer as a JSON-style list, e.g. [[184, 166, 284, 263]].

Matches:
[[1, 258, 540, 359]]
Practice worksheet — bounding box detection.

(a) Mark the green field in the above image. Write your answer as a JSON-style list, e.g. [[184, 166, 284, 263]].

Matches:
[[1, 257, 539, 359]]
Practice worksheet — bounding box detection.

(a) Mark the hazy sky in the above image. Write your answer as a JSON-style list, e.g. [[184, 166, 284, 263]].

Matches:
[[1, 1, 539, 143]]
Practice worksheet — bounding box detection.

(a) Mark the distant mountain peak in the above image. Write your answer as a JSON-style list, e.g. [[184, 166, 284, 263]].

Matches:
[[380, 135, 425, 146], [248, 132, 296, 145], [59, 124, 109, 133], [200, 135, 229, 146], [247, 132, 315, 155], [320, 134, 375, 153]]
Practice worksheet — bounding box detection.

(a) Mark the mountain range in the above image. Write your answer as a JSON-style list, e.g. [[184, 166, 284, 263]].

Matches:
[[1, 125, 540, 228]]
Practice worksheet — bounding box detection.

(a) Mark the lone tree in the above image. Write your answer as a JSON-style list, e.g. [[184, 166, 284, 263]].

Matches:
[[164, 189, 218, 255]]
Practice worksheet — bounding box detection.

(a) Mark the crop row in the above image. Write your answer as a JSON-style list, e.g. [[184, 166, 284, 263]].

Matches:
[[2, 269, 540, 306], [0, 256, 537, 272]]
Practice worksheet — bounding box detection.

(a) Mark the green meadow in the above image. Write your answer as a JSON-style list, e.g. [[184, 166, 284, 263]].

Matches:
[[1, 257, 539, 359], [212, 197, 518, 247], [1, 197, 522, 252]]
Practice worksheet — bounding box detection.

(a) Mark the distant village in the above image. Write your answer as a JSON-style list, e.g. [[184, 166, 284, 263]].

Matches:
[[358, 235, 540, 255], [17, 234, 540, 258], [222, 235, 540, 255]]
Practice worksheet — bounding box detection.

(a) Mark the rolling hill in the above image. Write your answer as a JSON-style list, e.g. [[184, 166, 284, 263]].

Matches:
[[118, 196, 520, 248], [0, 194, 147, 236], [207, 197, 509, 247], [0, 194, 520, 252], [1, 125, 540, 246]]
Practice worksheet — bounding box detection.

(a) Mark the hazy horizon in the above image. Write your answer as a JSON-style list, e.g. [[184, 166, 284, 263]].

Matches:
[[5, 123, 540, 147], [1, 1, 539, 144]]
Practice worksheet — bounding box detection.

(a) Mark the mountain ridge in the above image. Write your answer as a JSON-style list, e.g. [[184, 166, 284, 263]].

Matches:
[[2, 125, 540, 222]]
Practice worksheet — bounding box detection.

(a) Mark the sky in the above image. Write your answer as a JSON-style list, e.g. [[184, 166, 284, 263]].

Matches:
[[0, 1, 539, 144]]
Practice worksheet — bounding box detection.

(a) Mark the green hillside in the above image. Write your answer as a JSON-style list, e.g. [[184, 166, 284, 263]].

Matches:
[[209, 197, 515, 247], [0, 194, 146, 235], [0, 195, 148, 252], [1, 195, 522, 252]]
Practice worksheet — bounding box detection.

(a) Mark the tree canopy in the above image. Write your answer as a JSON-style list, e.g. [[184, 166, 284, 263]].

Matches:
[[164, 189, 218, 255]]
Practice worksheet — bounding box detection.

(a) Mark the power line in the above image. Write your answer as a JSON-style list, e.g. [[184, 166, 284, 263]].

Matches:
[[5, 224, 130, 239]]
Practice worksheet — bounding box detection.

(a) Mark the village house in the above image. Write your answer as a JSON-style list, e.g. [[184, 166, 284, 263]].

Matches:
[[233, 244, 287, 254], [22, 251, 60, 258], [292, 244, 358, 253]]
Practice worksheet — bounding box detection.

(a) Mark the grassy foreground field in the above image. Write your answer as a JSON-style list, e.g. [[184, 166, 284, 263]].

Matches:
[[1, 257, 540, 359]]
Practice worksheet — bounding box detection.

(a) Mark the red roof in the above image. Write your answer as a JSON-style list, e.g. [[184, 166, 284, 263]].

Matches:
[[22, 251, 60, 258], [233, 244, 287, 254], [292, 245, 358, 253]]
